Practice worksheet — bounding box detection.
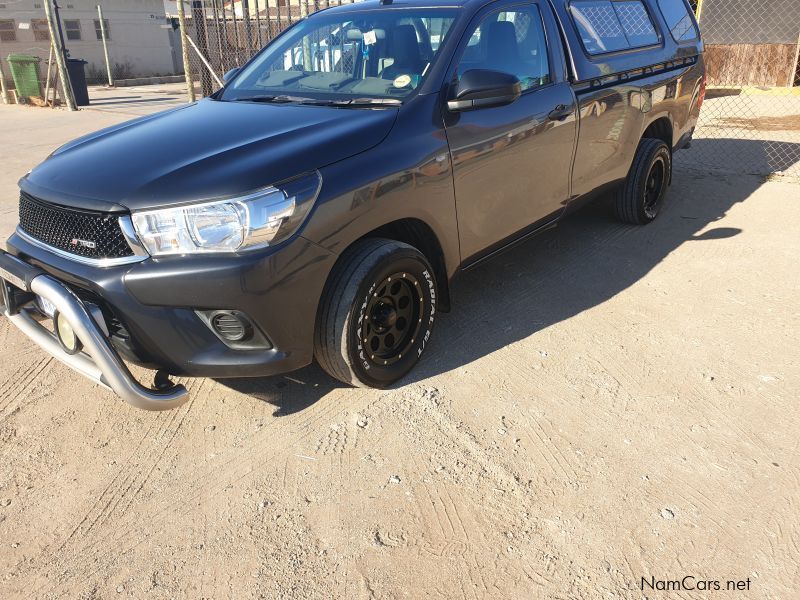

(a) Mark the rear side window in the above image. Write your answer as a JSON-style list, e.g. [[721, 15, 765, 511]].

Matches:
[[570, 0, 659, 55], [657, 0, 698, 41]]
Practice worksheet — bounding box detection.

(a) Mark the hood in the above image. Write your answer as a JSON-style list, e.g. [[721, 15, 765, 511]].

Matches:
[[21, 98, 399, 212]]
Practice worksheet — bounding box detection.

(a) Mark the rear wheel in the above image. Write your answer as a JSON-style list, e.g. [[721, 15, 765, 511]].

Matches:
[[314, 238, 437, 388], [615, 138, 671, 225]]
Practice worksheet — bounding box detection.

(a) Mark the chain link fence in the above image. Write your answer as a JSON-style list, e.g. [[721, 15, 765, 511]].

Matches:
[[181, 0, 356, 98], [180, 0, 800, 177], [676, 0, 800, 176]]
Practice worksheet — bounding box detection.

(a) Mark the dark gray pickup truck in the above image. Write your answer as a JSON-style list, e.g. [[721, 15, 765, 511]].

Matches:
[[0, 0, 704, 409]]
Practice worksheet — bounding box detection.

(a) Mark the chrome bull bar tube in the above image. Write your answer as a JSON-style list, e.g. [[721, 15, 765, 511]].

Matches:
[[2, 273, 188, 411]]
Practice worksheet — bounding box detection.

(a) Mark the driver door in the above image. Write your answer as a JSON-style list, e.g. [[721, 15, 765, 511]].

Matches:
[[443, 1, 577, 263]]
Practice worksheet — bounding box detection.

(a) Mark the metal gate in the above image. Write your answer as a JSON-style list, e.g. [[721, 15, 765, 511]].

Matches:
[[182, 0, 354, 96]]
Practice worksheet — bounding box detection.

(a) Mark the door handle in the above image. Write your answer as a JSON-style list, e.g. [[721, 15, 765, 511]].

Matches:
[[548, 104, 572, 121]]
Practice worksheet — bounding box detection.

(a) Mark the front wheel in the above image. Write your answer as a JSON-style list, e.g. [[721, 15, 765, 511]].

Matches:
[[614, 138, 672, 225], [314, 238, 437, 388]]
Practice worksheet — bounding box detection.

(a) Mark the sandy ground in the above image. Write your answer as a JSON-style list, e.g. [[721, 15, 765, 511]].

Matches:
[[675, 92, 800, 176], [0, 99, 799, 599]]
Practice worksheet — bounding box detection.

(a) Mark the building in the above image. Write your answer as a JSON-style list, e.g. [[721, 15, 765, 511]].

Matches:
[[221, 0, 293, 18], [0, 0, 179, 85]]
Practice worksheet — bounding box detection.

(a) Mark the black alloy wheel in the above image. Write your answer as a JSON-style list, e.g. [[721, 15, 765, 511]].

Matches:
[[614, 137, 672, 225], [643, 156, 667, 219], [361, 272, 424, 367], [315, 238, 437, 388]]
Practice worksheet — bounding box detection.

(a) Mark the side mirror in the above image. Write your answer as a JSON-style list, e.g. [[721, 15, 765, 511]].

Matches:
[[223, 67, 241, 84], [447, 69, 522, 112]]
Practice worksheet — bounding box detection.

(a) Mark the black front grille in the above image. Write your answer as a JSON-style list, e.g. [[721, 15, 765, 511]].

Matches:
[[18, 192, 134, 260]]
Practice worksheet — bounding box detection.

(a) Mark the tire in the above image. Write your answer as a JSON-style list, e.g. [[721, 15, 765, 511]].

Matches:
[[314, 238, 437, 388], [614, 138, 672, 225]]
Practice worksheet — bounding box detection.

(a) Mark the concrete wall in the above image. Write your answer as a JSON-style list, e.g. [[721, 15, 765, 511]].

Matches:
[[0, 0, 177, 83]]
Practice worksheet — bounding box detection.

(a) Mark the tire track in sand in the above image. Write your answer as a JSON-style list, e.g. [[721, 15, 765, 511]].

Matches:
[[26, 389, 376, 597]]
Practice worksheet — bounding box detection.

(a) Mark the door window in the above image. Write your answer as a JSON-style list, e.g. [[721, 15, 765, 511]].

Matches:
[[456, 5, 551, 92]]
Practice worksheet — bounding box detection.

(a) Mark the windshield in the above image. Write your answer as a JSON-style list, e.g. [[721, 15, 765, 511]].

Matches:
[[220, 8, 459, 104]]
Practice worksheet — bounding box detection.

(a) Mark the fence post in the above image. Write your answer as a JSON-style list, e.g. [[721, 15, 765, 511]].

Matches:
[[0, 59, 9, 104], [791, 31, 800, 89], [230, 0, 242, 62], [254, 0, 262, 48], [176, 0, 196, 102], [44, 42, 54, 104], [96, 5, 113, 86], [192, 0, 213, 96], [210, 0, 227, 73], [242, 0, 253, 51], [301, 0, 311, 68], [694, 0, 704, 23], [44, 0, 76, 110]]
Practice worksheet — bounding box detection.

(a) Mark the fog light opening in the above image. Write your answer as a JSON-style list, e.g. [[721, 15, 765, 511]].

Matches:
[[210, 311, 252, 343], [196, 309, 271, 350], [54, 310, 83, 355]]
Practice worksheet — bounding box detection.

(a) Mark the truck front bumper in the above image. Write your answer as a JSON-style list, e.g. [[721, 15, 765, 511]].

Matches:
[[1, 230, 338, 410], [0, 251, 189, 410]]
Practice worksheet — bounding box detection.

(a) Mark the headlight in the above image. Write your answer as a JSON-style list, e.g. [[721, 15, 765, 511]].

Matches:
[[131, 171, 321, 256]]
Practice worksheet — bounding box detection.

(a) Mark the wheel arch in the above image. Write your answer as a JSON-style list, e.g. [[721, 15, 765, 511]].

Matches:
[[330, 218, 452, 313], [641, 114, 674, 183], [642, 114, 674, 151]]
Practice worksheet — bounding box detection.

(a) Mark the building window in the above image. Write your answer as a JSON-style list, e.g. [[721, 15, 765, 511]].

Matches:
[[31, 19, 50, 41], [94, 18, 110, 41], [0, 19, 15, 42], [64, 19, 81, 41]]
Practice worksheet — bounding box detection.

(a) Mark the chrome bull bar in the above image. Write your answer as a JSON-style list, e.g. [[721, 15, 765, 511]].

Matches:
[[1, 253, 188, 411]]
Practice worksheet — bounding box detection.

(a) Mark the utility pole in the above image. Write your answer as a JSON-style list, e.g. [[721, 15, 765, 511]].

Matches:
[[96, 5, 113, 86], [44, 0, 76, 110], [176, 0, 196, 102], [52, 0, 69, 61]]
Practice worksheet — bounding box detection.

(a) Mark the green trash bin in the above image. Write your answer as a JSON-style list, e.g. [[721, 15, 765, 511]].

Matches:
[[6, 54, 43, 100]]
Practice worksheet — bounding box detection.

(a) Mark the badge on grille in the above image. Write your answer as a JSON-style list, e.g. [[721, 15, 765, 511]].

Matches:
[[71, 238, 97, 249]]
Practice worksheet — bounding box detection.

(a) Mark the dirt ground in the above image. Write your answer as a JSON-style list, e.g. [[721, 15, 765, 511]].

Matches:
[[0, 100, 799, 599], [675, 92, 800, 177]]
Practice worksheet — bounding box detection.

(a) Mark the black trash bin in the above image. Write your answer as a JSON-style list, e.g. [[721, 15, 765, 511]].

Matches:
[[66, 58, 90, 106]]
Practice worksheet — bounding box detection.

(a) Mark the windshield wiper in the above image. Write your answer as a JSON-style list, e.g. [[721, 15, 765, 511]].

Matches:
[[232, 95, 401, 108], [234, 94, 317, 104], [331, 98, 403, 108]]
